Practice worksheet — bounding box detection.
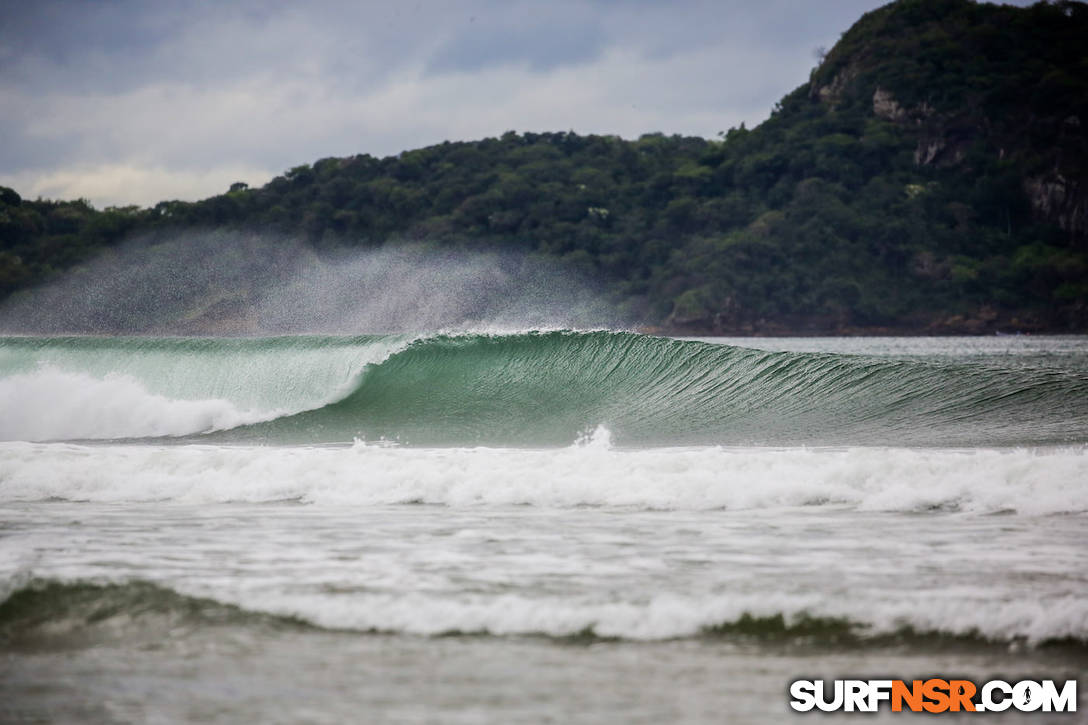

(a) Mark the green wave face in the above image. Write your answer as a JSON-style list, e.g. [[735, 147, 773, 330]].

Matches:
[[0, 579, 307, 650], [3, 331, 1087, 446], [226, 331, 1088, 447]]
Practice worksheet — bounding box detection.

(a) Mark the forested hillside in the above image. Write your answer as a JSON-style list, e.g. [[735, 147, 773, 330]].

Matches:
[[2, 0, 1086, 333]]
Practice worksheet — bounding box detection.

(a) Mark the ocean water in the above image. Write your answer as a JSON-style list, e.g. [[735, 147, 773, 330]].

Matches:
[[0, 332, 1085, 723]]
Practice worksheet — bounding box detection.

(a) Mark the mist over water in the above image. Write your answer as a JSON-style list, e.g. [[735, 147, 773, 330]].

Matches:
[[0, 229, 624, 335]]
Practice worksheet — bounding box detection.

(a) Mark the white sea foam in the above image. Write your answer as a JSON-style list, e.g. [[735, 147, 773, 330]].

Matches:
[[1, 435, 1084, 514], [0, 368, 280, 441], [0, 336, 409, 441], [235, 589, 1088, 643]]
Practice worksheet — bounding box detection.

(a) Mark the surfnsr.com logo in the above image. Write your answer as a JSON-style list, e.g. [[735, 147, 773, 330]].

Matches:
[[789, 679, 1077, 713]]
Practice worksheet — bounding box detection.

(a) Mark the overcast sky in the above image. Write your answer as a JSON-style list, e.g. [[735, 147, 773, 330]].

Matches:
[[1, 1, 935, 207]]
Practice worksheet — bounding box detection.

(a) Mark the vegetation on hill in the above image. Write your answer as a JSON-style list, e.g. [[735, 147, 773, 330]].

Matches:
[[2, 0, 1086, 333]]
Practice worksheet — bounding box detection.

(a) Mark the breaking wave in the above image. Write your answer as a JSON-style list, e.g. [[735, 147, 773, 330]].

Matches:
[[1, 438, 1085, 514], [2, 579, 1084, 649], [1, 330, 1086, 446]]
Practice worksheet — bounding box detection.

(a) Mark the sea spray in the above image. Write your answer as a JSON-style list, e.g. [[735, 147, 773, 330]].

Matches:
[[0, 235, 620, 334]]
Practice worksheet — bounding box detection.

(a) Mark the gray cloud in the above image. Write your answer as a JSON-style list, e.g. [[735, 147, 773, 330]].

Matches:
[[2, 0, 1006, 208], [426, 4, 606, 74]]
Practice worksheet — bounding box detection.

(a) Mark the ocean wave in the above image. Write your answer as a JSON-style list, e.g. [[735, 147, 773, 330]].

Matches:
[[1, 438, 1085, 515], [0, 334, 405, 441], [2, 578, 1084, 649], [2, 330, 1087, 446], [236, 330, 1088, 446]]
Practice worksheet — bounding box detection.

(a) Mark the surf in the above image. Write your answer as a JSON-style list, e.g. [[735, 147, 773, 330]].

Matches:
[[2, 438, 1085, 514], [3, 577, 1085, 649], [1, 330, 1086, 446]]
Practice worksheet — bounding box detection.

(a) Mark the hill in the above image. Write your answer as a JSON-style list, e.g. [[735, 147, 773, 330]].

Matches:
[[2, 0, 1086, 334]]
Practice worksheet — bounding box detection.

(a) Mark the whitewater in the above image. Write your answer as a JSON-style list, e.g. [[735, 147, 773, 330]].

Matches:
[[2, 331, 1086, 723]]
